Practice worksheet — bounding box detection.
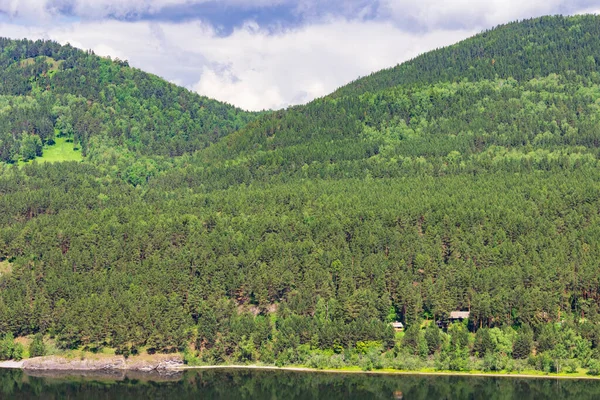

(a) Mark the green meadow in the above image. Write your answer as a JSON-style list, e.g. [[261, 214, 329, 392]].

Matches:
[[19, 136, 82, 165]]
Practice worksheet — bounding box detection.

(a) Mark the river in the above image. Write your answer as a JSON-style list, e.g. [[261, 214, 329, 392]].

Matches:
[[1, 368, 600, 399]]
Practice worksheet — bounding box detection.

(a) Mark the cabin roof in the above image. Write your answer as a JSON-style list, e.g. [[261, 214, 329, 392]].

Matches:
[[449, 311, 470, 319]]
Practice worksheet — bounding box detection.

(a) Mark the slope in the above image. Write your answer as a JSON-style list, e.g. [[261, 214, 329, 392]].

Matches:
[[332, 14, 600, 98], [0, 38, 255, 163], [0, 15, 599, 369]]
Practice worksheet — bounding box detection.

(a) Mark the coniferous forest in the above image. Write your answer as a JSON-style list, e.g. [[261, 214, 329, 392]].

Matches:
[[2, 14, 600, 373]]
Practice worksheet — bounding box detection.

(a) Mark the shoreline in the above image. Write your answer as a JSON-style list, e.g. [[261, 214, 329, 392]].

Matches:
[[179, 364, 600, 380], [2, 357, 600, 381]]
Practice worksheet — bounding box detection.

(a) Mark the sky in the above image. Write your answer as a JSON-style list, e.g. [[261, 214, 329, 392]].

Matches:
[[0, 1, 599, 111]]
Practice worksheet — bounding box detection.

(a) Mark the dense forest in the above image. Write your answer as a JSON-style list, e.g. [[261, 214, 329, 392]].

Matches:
[[1, 15, 600, 373], [0, 38, 254, 161]]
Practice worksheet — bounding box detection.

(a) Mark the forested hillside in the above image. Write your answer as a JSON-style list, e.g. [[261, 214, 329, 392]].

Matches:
[[1, 15, 600, 373], [0, 38, 254, 162], [332, 15, 600, 97]]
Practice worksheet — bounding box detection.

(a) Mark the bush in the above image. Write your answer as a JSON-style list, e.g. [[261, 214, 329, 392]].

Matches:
[[0, 334, 26, 361], [575, 337, 593, 368], [531, 352, 554, 373], [448, 322, 470, 349], [275, 348, 296, 367], [482, 353, 508, 372], [259, 344, 275, 364], [424, 323, 442, 355], [434, 351, 450, 371], [448, 345, 471, 371], [359, 357, 373, 371], [356, 341, 382, 355], [474, 329, 494, 358], [391, 354, 425, 371], [587, 360, 600, 376], [512, 328, 533, 359], [29, 334, 47, 358], [183, 348, 203, 366], [330, 354, 346, 369], [566, 359, 579, 374], [306, 353, 329, 369], [402, 326, 421, 354], [366, 349, 384, 370], [12, 344, 24, 361], [115, 345, 131, 358], [0, 334, 14, 361]]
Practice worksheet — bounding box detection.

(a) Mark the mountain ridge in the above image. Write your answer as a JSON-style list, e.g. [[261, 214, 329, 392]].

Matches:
[[331, 14, 600, 98]]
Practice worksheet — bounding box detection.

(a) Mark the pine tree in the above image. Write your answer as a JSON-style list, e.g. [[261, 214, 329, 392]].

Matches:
[[29, 333, 46, 358]]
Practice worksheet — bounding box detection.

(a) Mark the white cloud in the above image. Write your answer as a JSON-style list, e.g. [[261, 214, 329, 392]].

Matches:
[[575, 7, 600, 16], [0, 17, 474, 110], [188, 19, 473, 110], [0, 1, 598, 110], [380, 0, 568, 29]]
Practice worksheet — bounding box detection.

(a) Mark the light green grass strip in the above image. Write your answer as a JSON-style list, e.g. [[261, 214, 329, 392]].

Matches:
[[18, 136, 83, 166], [39, 137, 82, 163]]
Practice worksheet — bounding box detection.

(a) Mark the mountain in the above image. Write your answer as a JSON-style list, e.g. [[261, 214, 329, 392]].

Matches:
[[1, 15, 600, 370], [194, 14, 600, 180], [0, 38, 254, 162], [332, 15, 600, 97]]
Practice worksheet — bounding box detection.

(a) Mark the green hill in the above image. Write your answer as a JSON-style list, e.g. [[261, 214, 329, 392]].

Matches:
[[0, 38, 255, 163], [0, 16, 600, 371], [332, 15, 600, 97]]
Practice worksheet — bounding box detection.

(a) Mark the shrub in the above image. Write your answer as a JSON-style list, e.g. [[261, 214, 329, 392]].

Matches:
[[12, 343, 23, 361], [328, 354, 346, 369], [587, 360, 600, 376], [366, 349, 384, 370], [482, 353, 508, 372], [393, 354, 425, 371], [0, 334, 14, 361], [29, 333, 47, 358], [434, 351, 450, 371], [566, 359, 579, 374], [575, 337, 593, 368], [259, 344, 275, 364], [535, 353, 553, 372], [183, 348, 203, 366], [359, 357, 373, 371], [448, 345, 471, 371], [275, 348, 295, 367], [474, 329, 494, 358], [424, 323, 442, 355], [356, 341, 382, 355], [306, 353, 329, 369], [402, 326, 420, 354], [512, 328, 533, 359], [448, 322, 470, 349]]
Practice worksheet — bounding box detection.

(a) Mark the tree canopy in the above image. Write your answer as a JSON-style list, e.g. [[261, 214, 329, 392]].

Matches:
[[1, 15, 600, 366]]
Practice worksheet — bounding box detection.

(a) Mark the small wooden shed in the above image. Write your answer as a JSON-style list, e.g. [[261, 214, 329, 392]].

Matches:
[[390, 322, 404, 331]]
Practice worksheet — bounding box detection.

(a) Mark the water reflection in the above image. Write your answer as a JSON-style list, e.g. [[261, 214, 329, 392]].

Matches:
[[0, 368, 599, 399]]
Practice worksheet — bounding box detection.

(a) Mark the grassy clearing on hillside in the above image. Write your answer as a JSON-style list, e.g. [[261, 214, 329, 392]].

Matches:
[[0, 260, 12, 276], [13, 136, 82, 167], [19, 56, 63, 74], [38, 137, 83, 163], [17, 136, 83, 166]]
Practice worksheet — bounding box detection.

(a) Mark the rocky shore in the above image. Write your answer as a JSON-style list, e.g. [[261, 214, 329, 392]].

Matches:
[[12, 354, 183, 372]]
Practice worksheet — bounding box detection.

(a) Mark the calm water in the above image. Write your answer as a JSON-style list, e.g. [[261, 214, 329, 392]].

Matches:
[[1, 368, 600, 399]]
